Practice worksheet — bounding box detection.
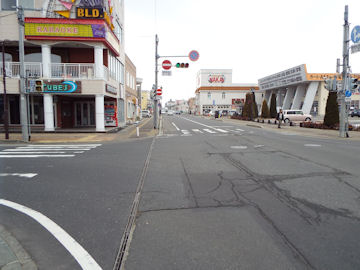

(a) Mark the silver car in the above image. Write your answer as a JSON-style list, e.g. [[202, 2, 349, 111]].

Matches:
[[283, 110, 312, 123]]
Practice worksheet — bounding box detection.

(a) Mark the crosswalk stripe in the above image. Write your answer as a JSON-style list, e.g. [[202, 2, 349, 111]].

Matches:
[[203, 129, 216, 134], [0, 155, 75, 158], [192, 129, 203, 133], [181, 130, 190, 135], [214, 128, 228, 133], [236, 128, 244, 132]]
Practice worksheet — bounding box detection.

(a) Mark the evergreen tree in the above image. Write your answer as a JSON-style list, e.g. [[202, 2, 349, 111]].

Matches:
[[270, 93, 277, 118], [242, 93, 252, 118], [252, 92, 258, 118], [261, 99, 270, 118], [323, 92, 339, 127]]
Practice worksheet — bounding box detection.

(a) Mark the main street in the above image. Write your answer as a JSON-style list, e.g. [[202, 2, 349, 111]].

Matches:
[[1, 115, 360, 269]]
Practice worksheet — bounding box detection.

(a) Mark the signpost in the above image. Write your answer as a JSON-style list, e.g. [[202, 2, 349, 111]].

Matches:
[[156, 88, 162, 96], [189, 50, 200, 61]]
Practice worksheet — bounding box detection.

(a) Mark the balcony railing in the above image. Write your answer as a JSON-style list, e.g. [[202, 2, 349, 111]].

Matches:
[[51, 63, 95, 79], [0, 62, 101, 80], [0, 62, 42, 78]]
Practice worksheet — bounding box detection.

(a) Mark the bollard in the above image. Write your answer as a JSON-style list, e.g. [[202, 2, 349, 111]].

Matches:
[[136, 126, 139, 137]]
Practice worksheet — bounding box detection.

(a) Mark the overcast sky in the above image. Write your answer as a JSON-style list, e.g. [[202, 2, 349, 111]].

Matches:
[[124, 0, 360, 103]]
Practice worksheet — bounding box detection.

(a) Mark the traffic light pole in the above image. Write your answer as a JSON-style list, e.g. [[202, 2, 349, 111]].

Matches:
[[153, 34, 159, 129], [17, 5, 30, 142], [339, 5, 349, 138]]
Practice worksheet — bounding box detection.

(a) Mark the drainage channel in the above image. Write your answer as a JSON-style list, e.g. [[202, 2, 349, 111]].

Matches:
[[112, 136, 156, 270]]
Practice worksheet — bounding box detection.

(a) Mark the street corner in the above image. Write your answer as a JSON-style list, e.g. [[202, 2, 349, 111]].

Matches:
[[0, 225, 37, 270]]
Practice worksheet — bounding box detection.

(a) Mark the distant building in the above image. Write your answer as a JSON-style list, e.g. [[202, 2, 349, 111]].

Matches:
[[188, 97, 196, 114], [195, 69, 261, 115], [125, 54, 137, 123], [141, 90, 152, 111], [258, 64, 360, 116]]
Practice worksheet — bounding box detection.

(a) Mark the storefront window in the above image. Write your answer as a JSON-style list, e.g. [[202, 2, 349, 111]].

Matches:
[[30, 96, 44, 124], [222, 92, 226, 99], [208, 92, 211, 99]]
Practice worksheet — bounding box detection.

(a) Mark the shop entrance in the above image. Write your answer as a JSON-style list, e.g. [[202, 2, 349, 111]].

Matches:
[[75, 101, 95, 126], [61, 101, 73, 128]]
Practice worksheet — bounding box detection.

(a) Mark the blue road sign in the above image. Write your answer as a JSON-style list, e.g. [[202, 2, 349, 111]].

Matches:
[[351, 26, 360, 43], [345, 90, 352, 97], [189, 50, 200, 61]]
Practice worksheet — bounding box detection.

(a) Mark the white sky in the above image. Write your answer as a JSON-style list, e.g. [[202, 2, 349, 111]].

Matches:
[[124, 0, 360, 103]]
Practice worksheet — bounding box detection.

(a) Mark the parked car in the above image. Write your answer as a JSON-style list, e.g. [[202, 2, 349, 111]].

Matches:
[[351, 109, 360, 117], [167, 110, 174, 116], [283, 110, 312, 123], [141, 110, 151, 118]]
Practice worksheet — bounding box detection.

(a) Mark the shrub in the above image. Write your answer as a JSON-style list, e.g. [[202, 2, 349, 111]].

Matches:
[[323, 92, 339, 128], [269, 93, 277, 118], [261, 100, 270, 118]]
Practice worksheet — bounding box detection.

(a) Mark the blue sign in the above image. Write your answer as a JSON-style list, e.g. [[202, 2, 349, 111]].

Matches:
[[43, 81, 79, 93], [351, 26, 360, 43], [345, 90, 352, 97], [189, 50, 200, 61]]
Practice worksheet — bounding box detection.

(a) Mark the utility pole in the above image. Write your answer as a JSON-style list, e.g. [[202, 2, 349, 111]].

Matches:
[[339, 5, 349, 138], [2, 41, 9, 139], [17, 3, 30, 142], [153, 34, 159, 129]]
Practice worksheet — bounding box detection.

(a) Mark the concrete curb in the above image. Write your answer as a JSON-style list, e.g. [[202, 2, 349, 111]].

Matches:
[[0, 225, 37, 270]]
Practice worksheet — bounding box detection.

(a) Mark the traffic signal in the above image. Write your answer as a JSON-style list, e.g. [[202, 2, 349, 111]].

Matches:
[[324, 79, 333, 91], [349, 77, 359, 91], [35, 79, 43, 92], [175, 63, 189, 68]]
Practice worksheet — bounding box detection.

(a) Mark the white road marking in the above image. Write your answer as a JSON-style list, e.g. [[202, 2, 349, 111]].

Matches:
[[1, 151, 67, 154], [26, 144, 101, 147], [172, 122, 180, 131], [254, 145, 265, 148], [0, 199, 102, 270], [214, 128, 228, 133], [0, 173, 37, 178], [9, 148, 92, 151], [236, 128, 245, 132], [0, 155, 75, 158], [181, 130, 190, 135], [304, 144, 321, 147], [231, 146, 248, 149], [192, 129, 203, 133], [203, 129, 216, 134]]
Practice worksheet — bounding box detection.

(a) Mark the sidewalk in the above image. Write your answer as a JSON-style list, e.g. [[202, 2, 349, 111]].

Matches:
[[0, 225, 37, 270], [0, 117, 158, 144], [220, 117, 360, 140]]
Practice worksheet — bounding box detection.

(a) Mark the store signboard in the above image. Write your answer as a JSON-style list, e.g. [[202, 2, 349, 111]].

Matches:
[[43, 81, 82, 93], [258, 64, 307, 91], [106, 84, 117, 95], [76, 7, 104, 19], [208, 74, 225, 83], [25, 23, 106, 38]]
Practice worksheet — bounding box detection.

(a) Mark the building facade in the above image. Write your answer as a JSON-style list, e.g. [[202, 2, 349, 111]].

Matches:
[[195, 69, 261, 115], [258, 64, 360, 116], [0, 0, 126, 131], [125, 54, 137, 123]]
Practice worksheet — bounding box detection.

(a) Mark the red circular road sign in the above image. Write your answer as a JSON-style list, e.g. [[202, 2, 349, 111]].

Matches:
[[189, 50, 200, 61], [156, 88, 162, 95], [162, 60, 172, 70]]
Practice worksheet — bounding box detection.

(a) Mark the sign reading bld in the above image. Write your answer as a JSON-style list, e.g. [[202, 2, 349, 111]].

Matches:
[[76, 7, 104, 19]]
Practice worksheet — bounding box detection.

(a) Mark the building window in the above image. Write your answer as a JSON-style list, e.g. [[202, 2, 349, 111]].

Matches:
[[208, 92, 211, 99], [222, 92, 225, 99]]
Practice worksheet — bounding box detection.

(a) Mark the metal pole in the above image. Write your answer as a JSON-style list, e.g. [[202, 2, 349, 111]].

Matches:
[[339, 5, 349, 138], [2, 41, 9, 139], [17, 5, 29, 142], [154, 34, 159, 129]]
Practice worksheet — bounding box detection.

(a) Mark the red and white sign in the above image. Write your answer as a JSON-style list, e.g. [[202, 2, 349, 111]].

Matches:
[[156, 88, 162, 96], [208, 74, 225, 83], [162, 60, 172, 70], [189, 50, 199, 61]]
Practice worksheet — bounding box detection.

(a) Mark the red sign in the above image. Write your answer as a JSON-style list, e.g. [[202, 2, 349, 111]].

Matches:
[[162, 60, 172, 70], [208, 74, 225, 83], [189, 50, 199, 61], [156, 89, 162, 95]]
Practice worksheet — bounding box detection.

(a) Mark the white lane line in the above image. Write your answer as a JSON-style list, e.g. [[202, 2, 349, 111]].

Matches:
[[214, 128, 228, 133], [0, 199, 102, 270], [181, 130, 191, 136], [26, 144, 101, 147], [172, 122, 180, 131], [236, 128, 245, 132], [211, 126, 234, 128], [203, 129, 217, 134], [192, 129, 203, 133], [1, 151, 67, 154], [0, 155, 75, 158], [231, 146, 248, 149], [0, 173, 37, 178], [304, 144, 321, 147], [5, 149, 91, 151], [254, 145, 265, 148]]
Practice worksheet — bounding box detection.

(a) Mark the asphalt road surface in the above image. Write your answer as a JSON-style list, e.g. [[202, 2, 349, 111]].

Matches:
[[1, 115, 360, 270], [124, 114, 360, 270]]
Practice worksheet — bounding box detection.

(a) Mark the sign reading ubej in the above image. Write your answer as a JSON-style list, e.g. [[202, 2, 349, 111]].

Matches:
[[43, 81, 82, 94]]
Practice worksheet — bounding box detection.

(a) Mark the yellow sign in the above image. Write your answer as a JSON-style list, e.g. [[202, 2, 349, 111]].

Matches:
[[25, 23, 95, 37], [76, 7, 104, 19]]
